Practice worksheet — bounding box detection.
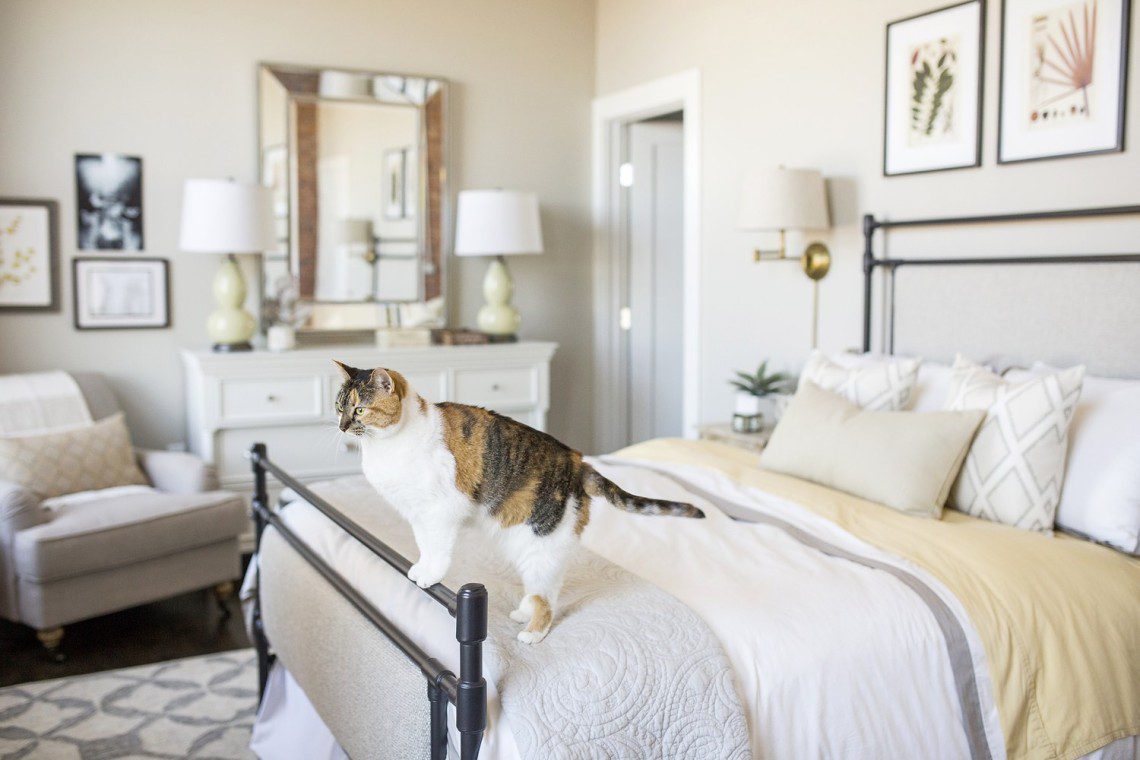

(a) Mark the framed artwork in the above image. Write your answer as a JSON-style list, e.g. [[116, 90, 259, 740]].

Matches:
[[73, 257, 169, 330], [0, 198, 60, 312], [884, 0, 986, 176], [383, 147, 409, 220], [998, 0, 1131, 163], [75, 153, 144, 250]]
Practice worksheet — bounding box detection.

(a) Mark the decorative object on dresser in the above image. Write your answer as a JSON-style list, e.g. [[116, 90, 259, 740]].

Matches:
[[998, 0, 1131, 163], [729, 359, 794, 432], [179, 178, 274, 352], [696, 421, 772, 454], [0, 371, 245, 660], [0, 198, 59, 312], [454, 189, 544, 337], [883, 0, 985, 176], [74, 153, 144, 250], [72, 257, 170, 330], [736, 167, 831, 347], [181, 341, 556, 548]]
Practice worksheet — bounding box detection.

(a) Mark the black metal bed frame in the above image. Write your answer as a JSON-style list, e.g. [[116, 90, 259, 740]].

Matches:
[[861, 204, 1140, 354], [247, 443, 487, 760]]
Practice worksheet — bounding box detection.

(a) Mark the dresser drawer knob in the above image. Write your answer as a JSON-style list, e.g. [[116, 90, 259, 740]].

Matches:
[[266, 394, 278, 402], [491, 383, 501, 391]]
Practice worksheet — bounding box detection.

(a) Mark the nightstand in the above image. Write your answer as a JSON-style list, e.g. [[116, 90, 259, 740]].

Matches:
[[697, 423, 773, 454]]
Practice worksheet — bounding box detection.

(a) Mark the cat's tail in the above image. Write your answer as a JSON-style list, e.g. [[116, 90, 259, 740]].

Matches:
[[583, 466, 705, 518]]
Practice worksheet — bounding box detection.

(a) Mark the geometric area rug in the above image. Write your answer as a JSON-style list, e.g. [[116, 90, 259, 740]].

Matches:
[[0, 649, 257, 759]]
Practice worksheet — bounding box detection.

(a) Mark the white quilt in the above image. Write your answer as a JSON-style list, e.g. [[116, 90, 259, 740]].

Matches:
[[252, 457, 1009, 759]]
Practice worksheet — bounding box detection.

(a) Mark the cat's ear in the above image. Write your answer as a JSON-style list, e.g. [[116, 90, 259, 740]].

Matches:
[[370, 368, 395, 394], [332, 360, 357, 381]]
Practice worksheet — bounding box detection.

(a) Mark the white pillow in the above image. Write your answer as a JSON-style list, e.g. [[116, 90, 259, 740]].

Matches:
[[1006, 364, 1140, 555], [945, 356, 1084, 532], [800, 351, 920, 411], [828, 352, 951, 412]]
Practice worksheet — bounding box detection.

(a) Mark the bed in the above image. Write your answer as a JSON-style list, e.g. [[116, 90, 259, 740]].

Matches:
[[244, 205, 1140, 759]]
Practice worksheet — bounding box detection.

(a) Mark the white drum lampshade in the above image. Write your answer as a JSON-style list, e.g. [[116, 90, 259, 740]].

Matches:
[[179, 179, 274, 351], [736, 167, 829, 231], [453, 190, 543, 336]]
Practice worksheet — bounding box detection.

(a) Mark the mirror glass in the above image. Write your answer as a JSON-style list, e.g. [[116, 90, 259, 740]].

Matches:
[[258, 63, 447, 332]]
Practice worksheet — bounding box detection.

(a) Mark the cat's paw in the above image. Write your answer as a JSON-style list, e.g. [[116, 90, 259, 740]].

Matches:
[[517, 629, 548, 645], [407, 561, 446, 589], [509, 608, 530, 624]]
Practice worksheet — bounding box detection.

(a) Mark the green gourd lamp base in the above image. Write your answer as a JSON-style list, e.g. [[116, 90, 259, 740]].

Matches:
[[208, 254, 256, 352]]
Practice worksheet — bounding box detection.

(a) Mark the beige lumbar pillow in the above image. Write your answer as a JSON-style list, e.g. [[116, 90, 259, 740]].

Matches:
[[799, 350, 921, 411], [944, 355, 1084, 532], [0, 412, 149, 498], [760, 382, 984, 518]]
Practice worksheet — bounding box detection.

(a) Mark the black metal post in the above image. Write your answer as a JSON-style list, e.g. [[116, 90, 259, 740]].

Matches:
[[862, 213, 877, 353], [428, 674, 449, 760], [249, 442, 273, 702], [455, 583, 488, 760]]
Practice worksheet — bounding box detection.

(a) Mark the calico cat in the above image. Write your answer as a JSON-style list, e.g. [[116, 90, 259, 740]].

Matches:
[[333, 361, 703, 644]]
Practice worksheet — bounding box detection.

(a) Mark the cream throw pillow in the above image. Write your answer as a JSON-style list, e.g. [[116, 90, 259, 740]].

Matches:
[[799, 351, 921, 411], [760, 382, 984, 518], [0, 413, 149, 498], [945, 356, 1084, 532]]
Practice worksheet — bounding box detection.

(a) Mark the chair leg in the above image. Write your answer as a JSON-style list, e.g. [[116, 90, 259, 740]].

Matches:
[[214, 581, 235, 620], [36, 626, 65, 663]]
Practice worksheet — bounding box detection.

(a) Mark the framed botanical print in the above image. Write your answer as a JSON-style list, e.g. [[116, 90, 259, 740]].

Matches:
[[998, 0, 1131, 163], [0, 198, 60, 312], [383, 147, 408, 220], [884, 0, 986, 176], [73, 257, 169, 330]]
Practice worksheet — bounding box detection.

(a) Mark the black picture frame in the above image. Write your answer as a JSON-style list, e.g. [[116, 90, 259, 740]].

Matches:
[[72, 257, 171, 330], [0, 198, 60, 312], [883, 0, 987, 177], [997, 0, 1131, 164]]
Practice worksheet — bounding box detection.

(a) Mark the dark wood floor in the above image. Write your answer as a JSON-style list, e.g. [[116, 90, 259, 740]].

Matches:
[[0, 586, 250, 687]]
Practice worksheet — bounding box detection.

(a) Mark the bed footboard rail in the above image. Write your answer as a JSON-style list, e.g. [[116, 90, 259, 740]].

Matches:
[[248, 442, 487, 760]]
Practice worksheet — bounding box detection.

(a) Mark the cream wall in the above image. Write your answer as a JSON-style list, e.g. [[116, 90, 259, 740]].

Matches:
[[0, 0, 595, 450], [595, 0, 1140, 425]]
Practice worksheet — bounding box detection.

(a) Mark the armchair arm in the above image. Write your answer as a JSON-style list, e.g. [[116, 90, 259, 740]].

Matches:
[[0, 479, 46, 537], [136, 449, 220, 493]]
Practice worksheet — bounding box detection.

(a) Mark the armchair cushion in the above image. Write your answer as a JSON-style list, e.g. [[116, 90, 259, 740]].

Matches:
[[136, 449, 219, 493], [14, 488, 247, 583]]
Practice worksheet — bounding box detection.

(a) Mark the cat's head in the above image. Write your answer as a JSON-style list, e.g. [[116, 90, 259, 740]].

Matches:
[[333, 361, 409, 437]]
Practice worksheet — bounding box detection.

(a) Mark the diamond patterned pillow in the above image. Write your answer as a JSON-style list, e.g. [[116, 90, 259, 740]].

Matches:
[[945, 356, 1084, 532], [799, 351, 920, 411], [0, 413, 149, 498]]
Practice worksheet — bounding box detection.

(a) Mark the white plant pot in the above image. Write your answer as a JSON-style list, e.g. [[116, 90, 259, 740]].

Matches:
[[734, 392, 762, 416], [266, 323, 296, 352]]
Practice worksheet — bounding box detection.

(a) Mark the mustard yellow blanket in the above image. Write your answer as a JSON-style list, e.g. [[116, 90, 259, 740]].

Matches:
[[618, 439, 1140, 760]]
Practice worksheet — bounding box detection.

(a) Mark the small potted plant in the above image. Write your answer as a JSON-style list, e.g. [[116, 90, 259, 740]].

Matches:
[[729, 360, 795, 432]]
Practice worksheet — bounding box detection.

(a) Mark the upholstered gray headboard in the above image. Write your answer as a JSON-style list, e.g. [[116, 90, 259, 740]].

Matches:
[[861, 206, 1140, 377]]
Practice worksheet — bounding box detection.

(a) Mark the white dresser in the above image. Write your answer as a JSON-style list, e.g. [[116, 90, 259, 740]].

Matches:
[[181, 342, 557, 500]]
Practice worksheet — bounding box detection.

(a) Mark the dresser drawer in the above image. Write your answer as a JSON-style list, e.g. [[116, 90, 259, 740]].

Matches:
[[220, 376, 323, 424], [216, 424, 361, 482], [454, 367, 536, 407]]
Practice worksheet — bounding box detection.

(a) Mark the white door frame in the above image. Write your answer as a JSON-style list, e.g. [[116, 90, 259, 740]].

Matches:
[[591, 69, 701, 454]]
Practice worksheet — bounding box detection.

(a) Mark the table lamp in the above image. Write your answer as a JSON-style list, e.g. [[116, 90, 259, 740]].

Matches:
[[454, 189, 543, 337], [737, 167, 831, 346], [179, 179, 274, 351]]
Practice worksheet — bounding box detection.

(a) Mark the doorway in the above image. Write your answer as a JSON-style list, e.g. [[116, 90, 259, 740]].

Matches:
[[591, 70, 701, 454], [623, 114, 684, 443]]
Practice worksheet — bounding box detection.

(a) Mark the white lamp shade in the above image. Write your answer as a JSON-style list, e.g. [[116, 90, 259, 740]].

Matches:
[[454, 190, 543, 256], [179, 179, 275, 254], [737, 167, 829, 231]]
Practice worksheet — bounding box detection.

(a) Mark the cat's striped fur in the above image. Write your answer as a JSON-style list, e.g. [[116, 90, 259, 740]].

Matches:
[[334, 361, 703, 643]]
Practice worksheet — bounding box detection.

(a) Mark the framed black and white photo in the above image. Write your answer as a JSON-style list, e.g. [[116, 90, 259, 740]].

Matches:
[[884, 1, 985, 176], [998, 0, 1131, 163], [0, 198, 60, 312], [383, 147, 408, 220], [75, 153, 144, 250], [73, 257, 169, 330]]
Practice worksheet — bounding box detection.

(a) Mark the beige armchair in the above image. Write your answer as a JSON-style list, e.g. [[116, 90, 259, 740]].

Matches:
[[0, 373, 247, 660]]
